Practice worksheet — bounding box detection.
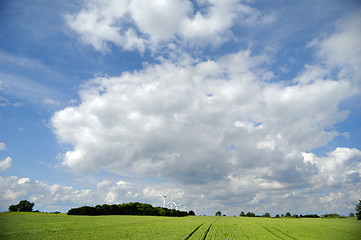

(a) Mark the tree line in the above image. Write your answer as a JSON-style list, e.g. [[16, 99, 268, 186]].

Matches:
[[232, 200, 361, 219], [7, 199, 361, 220], [238, 211, 349, 218], [216, 207, 361, 219], [67, 202, 195, 217]]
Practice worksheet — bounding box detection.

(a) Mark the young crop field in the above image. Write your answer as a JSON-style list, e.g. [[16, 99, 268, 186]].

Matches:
[[1, 212, 360, 239]]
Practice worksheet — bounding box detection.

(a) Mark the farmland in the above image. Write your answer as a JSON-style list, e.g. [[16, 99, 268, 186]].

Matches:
[[1, 212, 360, 239]]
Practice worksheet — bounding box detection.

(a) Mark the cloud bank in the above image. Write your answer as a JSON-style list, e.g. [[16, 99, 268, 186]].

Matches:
[[1, 145, 360, 214]]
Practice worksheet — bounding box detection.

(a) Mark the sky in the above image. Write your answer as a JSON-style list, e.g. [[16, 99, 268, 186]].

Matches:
[[0, 0, 361, 216]]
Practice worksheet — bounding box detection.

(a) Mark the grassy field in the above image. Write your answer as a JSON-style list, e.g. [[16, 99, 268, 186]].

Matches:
[[1, 212, 360, 239]]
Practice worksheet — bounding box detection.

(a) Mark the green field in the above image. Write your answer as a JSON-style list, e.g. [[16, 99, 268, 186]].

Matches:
[[1, 212, 360, 239]]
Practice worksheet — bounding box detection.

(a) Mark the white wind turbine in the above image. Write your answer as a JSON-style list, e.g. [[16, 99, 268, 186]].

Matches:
[[167, 196, 176, 209], [159, 191, 169, 208], [174, 202, 182, 211]]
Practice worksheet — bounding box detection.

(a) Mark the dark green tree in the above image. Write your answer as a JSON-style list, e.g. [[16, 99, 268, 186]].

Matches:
[[264, 212, 271, 217], [8, 200, 35, 212], [322, 213, 340, 218], [8, 205, 18, 212], [285, 212, 291, 217], [215, 211, 222, 216], [246, 212, 255, 217], [356, 200, 361, 220], [240, 211, 245, 217]]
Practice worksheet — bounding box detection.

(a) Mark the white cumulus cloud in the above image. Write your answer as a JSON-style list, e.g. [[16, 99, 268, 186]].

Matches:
[[51, 47, 355, 187], [0, 156, 12, 171], [66, 0, 274, 52], [308, 9, 361, 82]]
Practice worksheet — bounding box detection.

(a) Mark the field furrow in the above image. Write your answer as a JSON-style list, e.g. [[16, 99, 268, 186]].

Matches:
[[259, 225, 286, 240], [184, 223, 205, 239], [202, 217, 219, 240], [187, 218, 215, 240], [270, 226, 297, 240]]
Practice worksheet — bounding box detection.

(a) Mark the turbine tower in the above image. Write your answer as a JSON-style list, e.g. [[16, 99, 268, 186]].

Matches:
[[159, 191, 169, 208]]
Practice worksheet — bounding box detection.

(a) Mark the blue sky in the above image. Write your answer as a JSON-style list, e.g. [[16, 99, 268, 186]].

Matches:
[[0, 0, 361, 216]]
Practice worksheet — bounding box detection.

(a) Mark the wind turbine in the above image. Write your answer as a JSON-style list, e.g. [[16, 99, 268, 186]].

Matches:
[[174, 202, 182, 211], [167, 196, 176, 209], [159, 191, 169, 208]]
